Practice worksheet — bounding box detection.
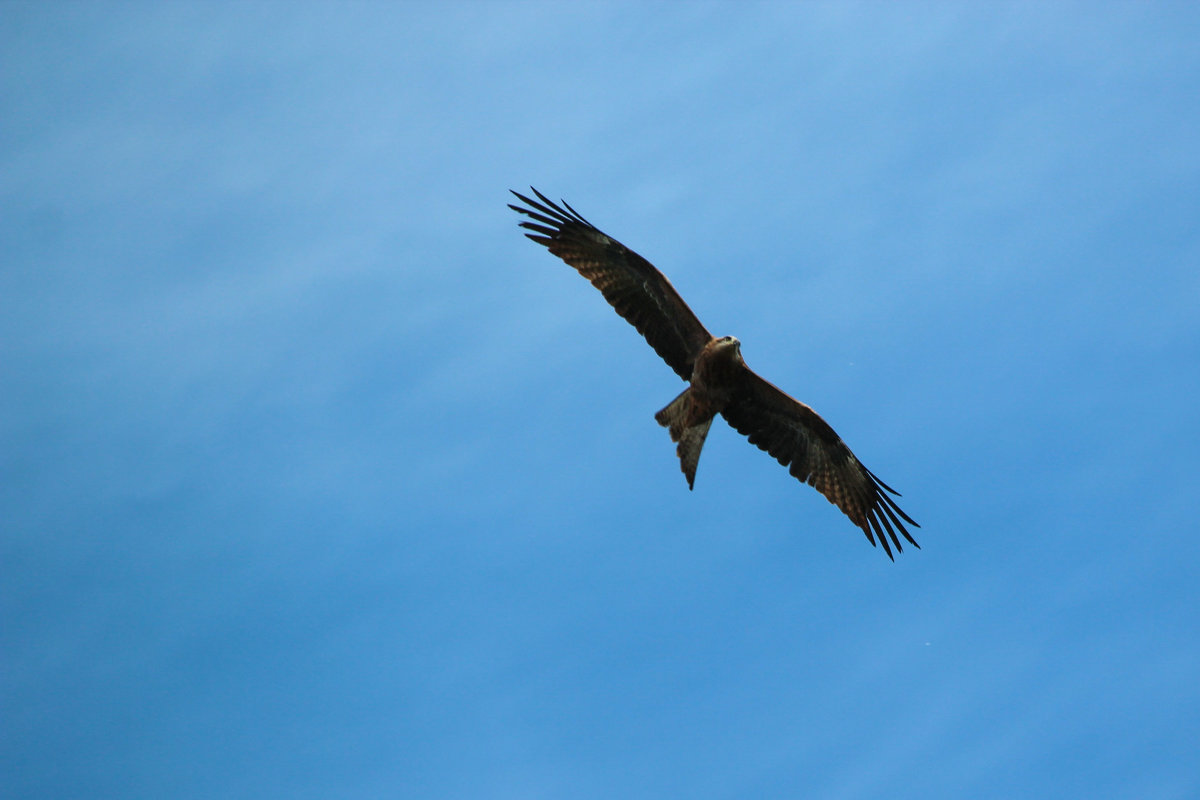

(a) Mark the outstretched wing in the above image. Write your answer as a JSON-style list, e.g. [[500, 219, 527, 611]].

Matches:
[[510, 188, 712, 381], [721, 369, 920, 559]]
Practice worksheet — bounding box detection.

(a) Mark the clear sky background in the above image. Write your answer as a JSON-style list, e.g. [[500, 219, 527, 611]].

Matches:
[[3, 3, 1198, 798]]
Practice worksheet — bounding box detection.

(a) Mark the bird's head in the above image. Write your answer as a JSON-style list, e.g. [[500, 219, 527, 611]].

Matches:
[[714, 335, 743, 363]]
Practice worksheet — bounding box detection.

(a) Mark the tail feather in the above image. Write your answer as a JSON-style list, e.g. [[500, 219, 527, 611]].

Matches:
[[655, 389, 712, 490]]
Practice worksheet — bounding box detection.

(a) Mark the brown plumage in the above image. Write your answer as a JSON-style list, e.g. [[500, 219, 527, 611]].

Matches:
[[510, 188, 919, 559]]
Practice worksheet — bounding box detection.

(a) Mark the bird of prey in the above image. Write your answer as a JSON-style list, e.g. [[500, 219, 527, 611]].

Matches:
[[510, 188, 919, 558]]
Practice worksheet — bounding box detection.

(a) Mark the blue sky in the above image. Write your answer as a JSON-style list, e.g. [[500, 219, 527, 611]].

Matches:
[[3, 2, 1198, 798]]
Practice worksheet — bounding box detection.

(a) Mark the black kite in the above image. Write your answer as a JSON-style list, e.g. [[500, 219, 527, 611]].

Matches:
[[510, 189, 919, 558]]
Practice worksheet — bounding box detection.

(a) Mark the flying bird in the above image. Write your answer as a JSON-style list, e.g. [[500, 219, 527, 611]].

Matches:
[[510, 188, 919, 558]]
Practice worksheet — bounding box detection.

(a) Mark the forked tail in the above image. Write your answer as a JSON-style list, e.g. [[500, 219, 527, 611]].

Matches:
[[654, 389, 713, 490]]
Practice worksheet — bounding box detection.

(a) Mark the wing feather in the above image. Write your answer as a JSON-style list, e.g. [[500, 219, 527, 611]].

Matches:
[[721, 369, 920, 559], [510, 188, 712, 380]]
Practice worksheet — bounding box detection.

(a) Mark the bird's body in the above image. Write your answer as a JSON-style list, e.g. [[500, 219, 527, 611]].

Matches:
[[654, 336, 743, 489], [510, 188, 919, 558]]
